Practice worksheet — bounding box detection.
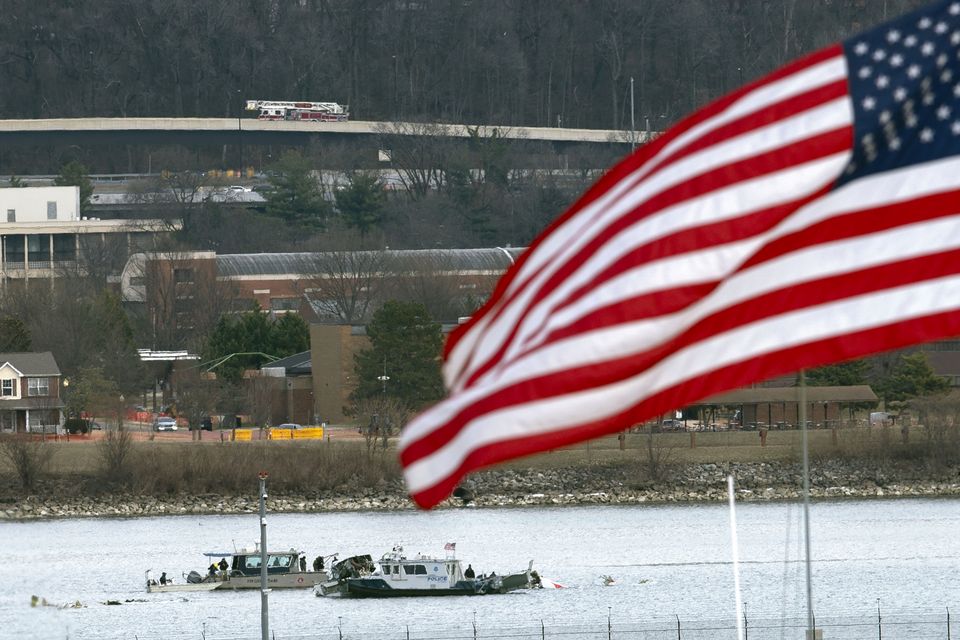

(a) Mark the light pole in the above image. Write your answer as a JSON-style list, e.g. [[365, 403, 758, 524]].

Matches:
[[630, 76, 636, 149], [392, 55, 399, 119], [377, 356, 390, 395]]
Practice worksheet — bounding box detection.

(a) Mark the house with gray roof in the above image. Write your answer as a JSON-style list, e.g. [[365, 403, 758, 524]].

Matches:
[[0, 352, 65, 433]]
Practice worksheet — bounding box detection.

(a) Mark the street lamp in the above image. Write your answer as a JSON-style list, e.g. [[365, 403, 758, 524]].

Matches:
[[377, 357, 390, 395]]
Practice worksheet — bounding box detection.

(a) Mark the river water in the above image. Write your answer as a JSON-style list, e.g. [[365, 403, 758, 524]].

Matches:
[[2, 498, 959, 640]]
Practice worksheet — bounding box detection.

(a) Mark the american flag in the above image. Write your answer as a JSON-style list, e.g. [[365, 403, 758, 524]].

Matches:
[[444, 542, 456, 551], [400, 0, 960, 509]]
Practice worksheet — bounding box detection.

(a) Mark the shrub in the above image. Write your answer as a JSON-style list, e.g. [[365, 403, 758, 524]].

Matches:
[[0, 435, 56, 489], [98, 429, 135, 482], [64, 417, 89, 435]]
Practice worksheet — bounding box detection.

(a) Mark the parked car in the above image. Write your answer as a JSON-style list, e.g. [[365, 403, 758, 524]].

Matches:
[[276, 423, 302, 430], [89, 421, 104, 430], [153, 417, 178, 432]]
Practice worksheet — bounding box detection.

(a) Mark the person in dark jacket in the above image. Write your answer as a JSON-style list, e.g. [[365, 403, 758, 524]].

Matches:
[[464, 564, 476, 579]]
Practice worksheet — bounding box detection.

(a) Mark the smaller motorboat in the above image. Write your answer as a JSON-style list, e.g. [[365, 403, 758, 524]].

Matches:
[[145, 569, 221, 593]]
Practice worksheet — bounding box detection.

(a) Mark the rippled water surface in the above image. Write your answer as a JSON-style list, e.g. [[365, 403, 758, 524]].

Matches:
[[3, 498, 959, 639]]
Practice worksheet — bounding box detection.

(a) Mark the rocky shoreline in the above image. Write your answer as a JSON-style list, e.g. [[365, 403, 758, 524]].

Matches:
[[3, 459, 960, 520]]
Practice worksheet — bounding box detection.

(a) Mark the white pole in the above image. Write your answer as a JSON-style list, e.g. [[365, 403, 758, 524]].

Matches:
[[630, 77, 636, 149], [800, 372, 816, 636], [259, 472, 270, 640], [728, 474, 745, 640]]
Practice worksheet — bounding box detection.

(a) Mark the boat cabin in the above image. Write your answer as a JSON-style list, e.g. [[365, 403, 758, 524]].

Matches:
[[204, 548, 305, 577], [375, 549, 465, 587]]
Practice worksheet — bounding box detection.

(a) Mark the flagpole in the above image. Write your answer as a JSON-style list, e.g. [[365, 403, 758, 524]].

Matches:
[[799, 371, 818, 639]]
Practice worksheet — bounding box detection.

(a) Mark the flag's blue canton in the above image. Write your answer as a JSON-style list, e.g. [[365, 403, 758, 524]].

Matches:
[[839, 0, 960, 186]]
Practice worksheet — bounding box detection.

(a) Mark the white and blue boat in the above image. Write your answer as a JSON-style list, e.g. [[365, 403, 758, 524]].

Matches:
[[318, 546, 533, 598]]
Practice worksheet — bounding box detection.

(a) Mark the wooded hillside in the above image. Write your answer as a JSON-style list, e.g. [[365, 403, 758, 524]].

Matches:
[[1, 0, 923, 127]]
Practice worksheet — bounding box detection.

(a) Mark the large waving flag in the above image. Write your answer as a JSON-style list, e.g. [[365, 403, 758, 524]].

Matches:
[[401, 0, 960, 508]]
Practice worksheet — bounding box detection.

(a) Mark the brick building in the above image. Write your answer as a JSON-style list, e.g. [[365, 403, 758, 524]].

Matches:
[[0, 352, 65, 433]]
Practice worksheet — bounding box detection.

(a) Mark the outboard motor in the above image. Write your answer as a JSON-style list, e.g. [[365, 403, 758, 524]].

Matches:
[[186, 570, 204, 584]]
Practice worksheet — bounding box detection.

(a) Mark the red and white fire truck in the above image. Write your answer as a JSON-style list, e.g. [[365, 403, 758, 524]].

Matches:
[[245, 100, 350, 122]]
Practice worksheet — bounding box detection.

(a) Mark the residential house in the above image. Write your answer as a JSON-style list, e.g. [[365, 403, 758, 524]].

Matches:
[[0, 352, 65, 433]]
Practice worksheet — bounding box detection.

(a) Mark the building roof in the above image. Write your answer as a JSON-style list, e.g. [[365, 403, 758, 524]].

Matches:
[[263, 350, 312, 376], [0, 352, 61, 376], [216, 247, 526, 278], [702, 385, 878, 404]]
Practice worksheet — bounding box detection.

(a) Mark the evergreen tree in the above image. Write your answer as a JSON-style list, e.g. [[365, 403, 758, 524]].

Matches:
[[264, 150, 330, 228], [272, 313, 310, 356], [336, 173, 387, 238], [352, 301, 444, 409], [806, 360, 869, 387], [0, 315, 31, 351], [202, 306, 311, 382], [874, 352, 950, 403], [54, 161, 94, 216]]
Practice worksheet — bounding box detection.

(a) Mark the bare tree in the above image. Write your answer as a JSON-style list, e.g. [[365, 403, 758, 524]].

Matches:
[[350, 395, 410, 453], [374, 121, 455, 199], [173, 369, 222, 441], [298, 249, 387, 324], [134, 250, 237, 351], [385, 251, 478, 323], [248, 376, 275, 432], [98, 428, 134, 482]]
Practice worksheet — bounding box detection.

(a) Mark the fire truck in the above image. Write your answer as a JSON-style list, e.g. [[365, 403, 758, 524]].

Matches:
[[245, 100, 350, 122]]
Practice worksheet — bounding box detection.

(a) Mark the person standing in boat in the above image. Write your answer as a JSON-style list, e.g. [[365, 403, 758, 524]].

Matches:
[[299, 553, 307, 572], [159, 572, 168, 585], [313, 555, 324, 571], [218, 557, 228, 576], [464, 564, 475, 579]]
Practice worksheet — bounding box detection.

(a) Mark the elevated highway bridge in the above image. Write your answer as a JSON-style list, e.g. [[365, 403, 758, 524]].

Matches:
[[0, 117, 646, 149]]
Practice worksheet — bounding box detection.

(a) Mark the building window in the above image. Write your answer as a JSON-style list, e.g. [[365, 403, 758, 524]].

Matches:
[[27, 378, 49, 397], [1, 379, 13, 396], [47, 201, 57, 220], [6, 209, 14, 222], [270, 297, 300, 312], [174, 268, 194, 284]]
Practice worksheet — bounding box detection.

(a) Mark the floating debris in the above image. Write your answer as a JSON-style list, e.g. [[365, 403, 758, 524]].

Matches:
[[31, 595, 84, 609]]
